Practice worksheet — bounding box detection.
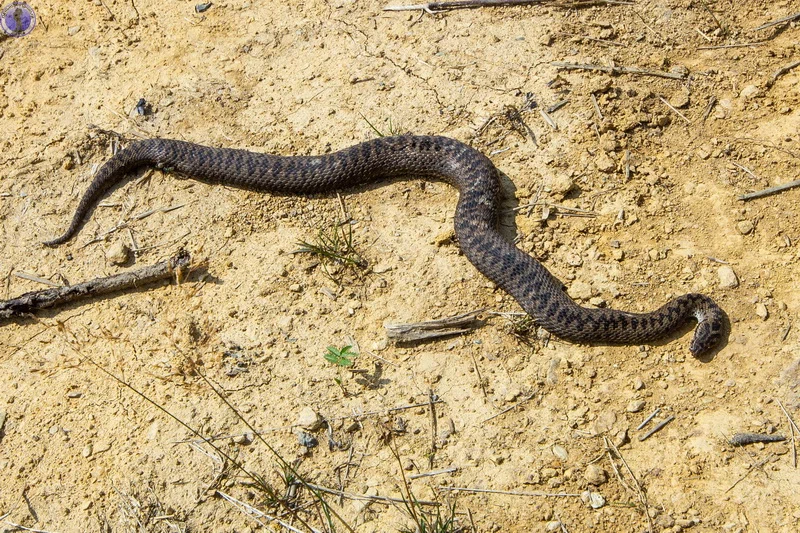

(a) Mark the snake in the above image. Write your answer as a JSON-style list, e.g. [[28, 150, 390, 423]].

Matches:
[[44, 135, 725, 355]]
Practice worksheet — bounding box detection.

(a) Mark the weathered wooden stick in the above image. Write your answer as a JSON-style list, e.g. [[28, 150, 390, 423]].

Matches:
[[385, 0, 545, 12], [754, 12, 800, 31], [384, 0, 630, 13], [738, 178, 800, 201], [767, 60, 800, 87], [551, 61, 686, 80], [0, 251, 192, 320], [385, 308, 486, 341]]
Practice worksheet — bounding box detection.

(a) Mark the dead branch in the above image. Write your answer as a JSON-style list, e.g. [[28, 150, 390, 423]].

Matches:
[[729, 433, 786, 446], [754, 12, 800, 31], [738, 178, 800, 201], [767, 60, 800, 88], [0, 251, 193, 321], [551, 61, 686, 80], [384, 0, 631, 13], [385, 308, 486, 341]]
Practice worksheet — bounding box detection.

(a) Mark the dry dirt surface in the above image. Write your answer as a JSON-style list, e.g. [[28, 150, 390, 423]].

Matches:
[[2, 1, 800, 532]]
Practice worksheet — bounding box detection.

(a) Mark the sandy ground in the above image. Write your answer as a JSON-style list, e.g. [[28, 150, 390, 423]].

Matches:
[[2, 1, 800, 531]]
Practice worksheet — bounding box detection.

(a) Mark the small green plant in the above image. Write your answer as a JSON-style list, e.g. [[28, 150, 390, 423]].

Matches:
[[325, 345, 359, 396], [324, 345, 358, 367]]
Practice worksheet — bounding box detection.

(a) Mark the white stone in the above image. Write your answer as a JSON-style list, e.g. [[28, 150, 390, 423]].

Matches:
[[718, 266, 739, 288], [584, 464, 607, 485], [295, 406, 323, 431], [106, 241, 130, 265]]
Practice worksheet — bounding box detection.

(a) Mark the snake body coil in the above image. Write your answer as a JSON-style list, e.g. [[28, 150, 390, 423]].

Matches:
[[45, 135, 725, 355]]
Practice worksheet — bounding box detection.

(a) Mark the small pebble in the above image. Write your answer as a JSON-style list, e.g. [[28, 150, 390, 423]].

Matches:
[[581, 490, 606, 509], [595, 153, 616, 173], [755, 303, 768, 320], [613, 428, 629, 447], [633, 377, 645, 390], [566, 253, 583, 267], [82, 444, 93, 458], [552, 444, 568, 461], [584, 464, 607, 485], [657, 515, 676, 529], [372, 263, 393, 274], [669, 88, 690, 108], [740, 85, 759, 99], [717, 265, 739, 288], [106, 241, 130, 266], [540, 467, 558, 479], [593, 411, 616, 434], [627, 399, 646, 413], [567, 280, 594, 300], [295, 406, 323, 431], [736, 220, 754, 235], [372, 338, 388, 351], [545, 520, 563, 532], [548, 174, 575, 199], [432, 229, 454, 247], [289, 283, 302, 292]]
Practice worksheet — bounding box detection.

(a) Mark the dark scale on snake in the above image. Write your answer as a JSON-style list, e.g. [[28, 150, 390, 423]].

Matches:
[[45, 135, 726, 355]]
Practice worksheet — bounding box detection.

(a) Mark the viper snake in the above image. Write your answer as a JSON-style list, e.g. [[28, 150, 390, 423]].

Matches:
[[45, 135, 725, 355]]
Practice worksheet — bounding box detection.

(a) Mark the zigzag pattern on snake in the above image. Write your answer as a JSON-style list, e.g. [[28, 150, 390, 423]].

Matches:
[[45, 135, 725, 355]]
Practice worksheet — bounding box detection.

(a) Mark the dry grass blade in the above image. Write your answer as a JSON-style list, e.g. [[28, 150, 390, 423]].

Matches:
[[777, 399, 799, 468], [294, 217, 368, 285], [604, 437, 654, 533]]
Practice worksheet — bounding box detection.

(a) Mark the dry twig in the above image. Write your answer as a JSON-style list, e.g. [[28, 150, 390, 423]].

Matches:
[[409, 466, 459, 479], [767, 60, 800, 88], [738, 178, 800, 201], [725, 454, 774, 493], [638, 415, 674, 441], [551, 62, 685, 80], [384, 0, 631, 13], [658, 96, 691, 124], [729, 433, 786, 446], [385, 308, 486, 341], [605, 437, 654, 533], [754, 12, 800, 31], [439, 486, 581, 498], [697, 42, 763, 50], [0, 251, 193, 321]]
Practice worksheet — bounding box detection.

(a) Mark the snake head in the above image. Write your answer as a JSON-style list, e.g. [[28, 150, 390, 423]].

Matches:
[[689, 302, 726, 356]]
